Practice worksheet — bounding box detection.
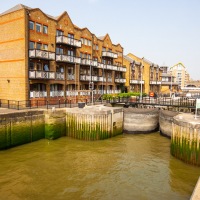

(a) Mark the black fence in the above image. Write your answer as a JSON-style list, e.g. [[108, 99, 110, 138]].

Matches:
[[0, 97, 197, 110], [0, 98, 104, 110], [107, 96, 197, 108]]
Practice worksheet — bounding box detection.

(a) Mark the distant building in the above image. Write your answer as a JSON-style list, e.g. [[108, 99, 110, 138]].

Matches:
[[123, 53, 162, 94], [170, 63, 190, 89], [160, 66, 179, 94]]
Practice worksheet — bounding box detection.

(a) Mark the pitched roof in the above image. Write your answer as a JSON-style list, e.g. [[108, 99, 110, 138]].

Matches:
[[97, 35, 105, 40], [0, 4, 32, 15]]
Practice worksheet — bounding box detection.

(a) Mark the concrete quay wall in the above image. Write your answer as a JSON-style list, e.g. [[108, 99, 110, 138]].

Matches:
[[171, 113, 200, 166], [0, 105, 124, 149], [123, 108, 159, 133], [0, 110, 45, 149], [159, 110, 179, 138]]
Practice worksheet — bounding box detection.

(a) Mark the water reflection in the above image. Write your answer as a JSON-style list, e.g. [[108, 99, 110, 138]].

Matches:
[[0, 133, 199, 200]]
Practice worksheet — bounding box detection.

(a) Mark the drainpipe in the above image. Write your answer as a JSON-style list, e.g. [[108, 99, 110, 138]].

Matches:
[[26, 9, 30, 102]]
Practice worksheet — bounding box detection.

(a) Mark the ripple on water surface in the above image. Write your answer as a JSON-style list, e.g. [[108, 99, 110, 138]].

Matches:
[[0, 132, 200, 200]]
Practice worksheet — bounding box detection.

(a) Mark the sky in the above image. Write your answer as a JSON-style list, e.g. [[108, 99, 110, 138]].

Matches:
[[1, 0, 200, 80]]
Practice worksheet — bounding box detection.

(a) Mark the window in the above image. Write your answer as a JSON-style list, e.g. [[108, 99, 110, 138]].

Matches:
[[29, 21, 34, 30], [36, 63, 42, 70], [68, 33, 74, 38], [80, 53, 82, 58], [56, 47, 63, 54], [88, 54, 91, 60], [29, 41, 35, 49], [36, 43, 42, 50], [43, 25, 48, 34], [88, 40, 91, 46], [56, 30, 63, 36], [68, 50, 74, 57], [102, 47, 106, 52], [36, 23, 41, 32], [43, 44, 48, 50], [44, 64, 49, 71], [29, 62, 35, 70]]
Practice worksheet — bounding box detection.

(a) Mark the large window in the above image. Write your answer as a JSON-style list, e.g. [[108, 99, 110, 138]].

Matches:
[[56, 30, 64, 36], [29, 21, 34, 30], [29, 62, 35, 70], [29, 41, 35, 49], [43, 44, 48, 50], [68, 50, 74, 57], [68, 33, 74, 38], [36, 43, 42, 50], [102, 47, 106, 52], [56, 47, 63, 54], [43, 25, 48, 34], [80, 38, 92, 46], [36, 23, 42, 32]]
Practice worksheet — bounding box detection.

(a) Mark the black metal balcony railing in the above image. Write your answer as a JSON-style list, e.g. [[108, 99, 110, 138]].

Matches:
[[56, 36, 82, 48], [29, 49, 55, 60]]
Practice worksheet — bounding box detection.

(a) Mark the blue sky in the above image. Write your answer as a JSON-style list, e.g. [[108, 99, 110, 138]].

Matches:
[[1, 0, 200, 80]]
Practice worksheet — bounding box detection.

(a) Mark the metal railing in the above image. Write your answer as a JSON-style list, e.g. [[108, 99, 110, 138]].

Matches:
[[107, 96, 196, 109], [0, 98, 104, 110]]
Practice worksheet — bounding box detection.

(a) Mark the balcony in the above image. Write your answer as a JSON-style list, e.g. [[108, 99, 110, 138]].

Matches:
[[50, 90, 64, 97], [29, 70, 55, 79], [80, 75, 98, 82], [56, 54, 81, 64], [102, 51, 118, 59], [97, 63, 106, 69], [81, 59, 98, 67], [30, 91, 47, 98], [138, 80, 144, 84], [118, 66, 127, 72], [56, 36, 81, 48], [150, 81, 162, 85], [115, 78, 126, 83], [29, 49, 55, 60], [67, 74, 75, 80], [98, 77, 106, 82], [107, 77, 112, 82], [130, 80, 139, 84], [55, 72, 64, 80]]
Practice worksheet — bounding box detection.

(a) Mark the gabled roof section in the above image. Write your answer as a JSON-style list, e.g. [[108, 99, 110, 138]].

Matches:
[[98, 35, 106, 40], [56, 11, 74, 25], [0, 4, 32, 15], [171, 62, 186, 69], [81, 27, 93, 37], [124, 55, 141, 65], [123, 55, 134, 63]]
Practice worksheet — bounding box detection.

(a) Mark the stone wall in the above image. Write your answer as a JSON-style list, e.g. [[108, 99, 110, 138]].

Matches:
[[45, 109, 66, 140], [66, 105, 123, 140], [171, 113, 200, 166], [123, 108, 159, 133], [159, 110, 179, 138], [0, 110, 45, 149]]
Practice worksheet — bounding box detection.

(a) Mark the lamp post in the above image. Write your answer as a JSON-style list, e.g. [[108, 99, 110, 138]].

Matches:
[[170, 73, 172, 98], [140, 57, 144, 102]]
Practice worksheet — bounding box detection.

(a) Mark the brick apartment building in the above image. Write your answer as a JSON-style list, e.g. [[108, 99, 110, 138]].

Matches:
[[123, 53, 162, 95], [0, 4, 126, 103]]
